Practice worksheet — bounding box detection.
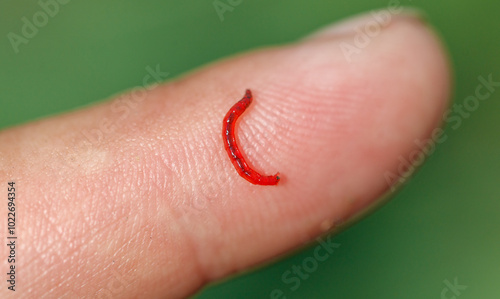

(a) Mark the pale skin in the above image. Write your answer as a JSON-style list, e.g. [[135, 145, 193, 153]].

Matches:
[[0, 12, 450, 299]]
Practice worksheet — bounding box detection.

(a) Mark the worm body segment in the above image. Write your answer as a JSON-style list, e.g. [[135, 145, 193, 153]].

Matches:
[[222, 89, 280, 185]]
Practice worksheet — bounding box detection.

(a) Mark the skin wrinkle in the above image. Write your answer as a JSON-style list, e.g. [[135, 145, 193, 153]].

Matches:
[[268, 85, 363, 146], [195, 133, 218, 182], [151, 155, 175, 205], [153, 126, 218, 288], [43, 250, 83, 296], [169, 196, 213, 287], [93, 152, 184, 296], [32, 154, 135, 293], [30, 217, 87, 295], [119, 151, 177, 271]]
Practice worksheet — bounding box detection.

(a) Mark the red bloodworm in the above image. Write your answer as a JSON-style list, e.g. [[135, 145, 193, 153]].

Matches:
[[222, 89, 280, 185]]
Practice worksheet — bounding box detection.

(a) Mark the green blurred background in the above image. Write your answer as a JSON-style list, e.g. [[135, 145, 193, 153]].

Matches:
[[1, 0, 499, 298]]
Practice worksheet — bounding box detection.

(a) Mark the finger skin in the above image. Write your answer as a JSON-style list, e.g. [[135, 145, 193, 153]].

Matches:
[[0, 16, 449, 299]]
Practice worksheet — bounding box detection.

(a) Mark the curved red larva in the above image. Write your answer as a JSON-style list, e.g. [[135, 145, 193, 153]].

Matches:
[[222, 89, 280, 185]]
